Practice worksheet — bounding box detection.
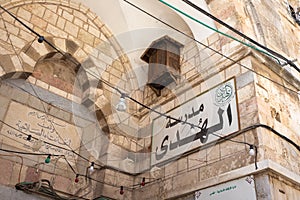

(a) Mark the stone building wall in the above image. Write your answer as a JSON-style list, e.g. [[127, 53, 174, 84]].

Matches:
[[0, 0, 299, 199], [131, 0, 300, 195], [0, 0, 139, 199]]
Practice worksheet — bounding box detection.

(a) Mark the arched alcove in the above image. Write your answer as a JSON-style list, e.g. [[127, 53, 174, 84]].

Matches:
[[33, 52, 82, 95]]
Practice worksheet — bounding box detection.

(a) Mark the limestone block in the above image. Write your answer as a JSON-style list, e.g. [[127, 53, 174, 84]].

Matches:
[[207, 32, 220, 46], [240, 57, 253, 73], [72, 10, 87, 22], [31, 16, 48, 30], [133, 181, 160, 199], [200, 72, 225, 92], [136, 139, 144, 152], [17, 7, 32, 21], [46, 23, 68, 38], [181, 60, 194, 75], [35, 79, 48, 90], [10, 55, 23, 72], [88, 25, 101, 38], [31, 41, 48, 58], [0, 158, 13, 186], [24, 167, 39, 183], [122, 136, 131, 150], [27, 4, 46, 18], [188, 151, 206, 172], [56, 16, 66, 30], [255, 174, 272, 200], [162, 178, 173, 194], [172, 169, 198, 192], [239, 97, 258, 117], [64, 21, 79, 37], [11, 87, 29, 104], [19, 52, 35, 70], [199, 162, 219, 181], [0, 41, 12, 54], [0, 95, 10, 120], [220, 134, 245, 158], [143, 136, 151, 150], [225, 64, 241, 79], [0, 83, 14, 98], [185, 45, 199, 62], [240, 111, 259, 129], [62, 10, 74, 22], [10, 163, 27, 185], [72, 18, 84, 30], [43, 9, 58, 25], [236, 71, 255, 89], [49, 85, 68, 98], [244, 130, 256, 145], [237, 82, 255, 103], [78, 29, 95, 46], [9, 34, 26, 49], [177, 157, 188, 172], [27, 95, 48, 111], [1, 11, 15, 23], [164, 162, 177, 178], [5, 22, 20, 36], [98, 53, 114, 67], [53, 175, 72, 194], [206, 144, 221, 164], [104, 171, 117, 186], [49, 106, 71, 122], [100, 25, 113, 38], [130, 140, 137, 152]]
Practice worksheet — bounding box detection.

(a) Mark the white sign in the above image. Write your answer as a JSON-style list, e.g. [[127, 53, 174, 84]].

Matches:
[[151, 78, 239, 165], [195, 176, 257, 200]]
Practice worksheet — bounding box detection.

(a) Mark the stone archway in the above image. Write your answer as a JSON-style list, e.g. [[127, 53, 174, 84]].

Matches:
[[0, 0, 140, 135]]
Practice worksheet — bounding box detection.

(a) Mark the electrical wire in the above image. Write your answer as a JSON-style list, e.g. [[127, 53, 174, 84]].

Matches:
[[0, 8, 132, 168], [159, 0, 281, 64], [0, 10, 83, 170], [0, 120, 103, 172], [0, 4, 115, 176], [0, 1, 292, 174], [0, 0, 298, 153], [179, 0, 300, 73], [123, 0, 300, 95], [0, 1, 299, 194], [0, 5, 61, 54]]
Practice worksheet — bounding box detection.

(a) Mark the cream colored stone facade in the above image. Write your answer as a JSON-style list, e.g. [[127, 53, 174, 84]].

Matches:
[[0, 0, 299, 199]]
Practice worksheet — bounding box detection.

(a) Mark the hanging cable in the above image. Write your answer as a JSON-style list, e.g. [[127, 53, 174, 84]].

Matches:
[[0, 8, 83, 171], [0, 5, 62, 55], [0, 2, 298, 192], [0, 2, 295, 175], [0, 2, 296, 179], [123, 0, 299, 95], [177, 0, 300, 73], [158, 0, 281, 64]]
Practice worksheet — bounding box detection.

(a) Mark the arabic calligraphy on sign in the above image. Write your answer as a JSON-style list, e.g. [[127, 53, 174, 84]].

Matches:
[[195, 176, 256, 200], [215, 82, 234, 106], [151, 78, 239, 166], [0, 102, 82, 159]]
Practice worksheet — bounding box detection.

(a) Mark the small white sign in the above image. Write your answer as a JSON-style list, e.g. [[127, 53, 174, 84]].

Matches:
[[151, 78, 239, 165], [195, 176, 257, 200]]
